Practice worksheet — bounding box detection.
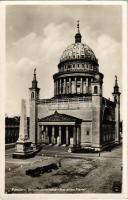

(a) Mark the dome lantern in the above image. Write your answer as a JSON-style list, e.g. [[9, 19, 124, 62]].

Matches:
[[75, 20, 82, 43]]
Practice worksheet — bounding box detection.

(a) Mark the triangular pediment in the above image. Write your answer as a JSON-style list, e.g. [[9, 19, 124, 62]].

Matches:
[[39, 111, 82, 123]]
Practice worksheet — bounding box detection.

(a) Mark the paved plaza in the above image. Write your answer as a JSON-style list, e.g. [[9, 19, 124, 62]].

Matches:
[[5, 144, 122, 193]]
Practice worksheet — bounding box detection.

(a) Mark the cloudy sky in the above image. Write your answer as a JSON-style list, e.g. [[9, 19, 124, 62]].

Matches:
[[6, 5, 122, 116]]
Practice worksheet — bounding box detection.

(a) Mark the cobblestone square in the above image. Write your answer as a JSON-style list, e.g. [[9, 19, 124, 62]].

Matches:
[[5, 145, 122, 193]]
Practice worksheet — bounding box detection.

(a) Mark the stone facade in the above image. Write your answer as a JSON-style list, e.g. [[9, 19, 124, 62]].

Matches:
[[29, 22, 121, 151]]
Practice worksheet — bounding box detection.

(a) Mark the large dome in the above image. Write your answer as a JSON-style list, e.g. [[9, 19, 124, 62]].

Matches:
[[60, 42, 97, 63], [53, 22, 103, 98]]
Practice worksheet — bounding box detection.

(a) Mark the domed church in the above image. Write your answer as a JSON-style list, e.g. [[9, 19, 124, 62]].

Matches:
[[29, 22, 121, 151]]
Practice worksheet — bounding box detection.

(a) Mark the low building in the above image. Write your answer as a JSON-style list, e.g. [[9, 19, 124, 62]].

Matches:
[[5, 117, 29, 144], [5, 117, 20, 144]]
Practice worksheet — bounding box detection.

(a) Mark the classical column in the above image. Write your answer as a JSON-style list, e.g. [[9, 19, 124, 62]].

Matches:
[[86, 78, 88, 93], [59, 79, 62, 95], [65, 79, 68, 94], [71, 79, 74, 94], [88, 78, 90, 93], [75, 77, 77, 94], [63, 78, 66, 94], [69, 77, 71, 94], [41, 125, 44, 143], [45, 126, 49, 144], [43, 126, 46, 144], [38, 125, 42, 144], [58, 79, 60, 95], [83, 81, 86, 94], [52, 126, 55, 144], [56, 80, 58, 95], [71, 79, 72, 94], [77, 126, 81, 146], [59, 126, 62, 145], [54, 81, 56, 96], [55, 81, 57, 95], [80, 77, 83, 94], [73, 126, 77, 146], [66, 126, 69, 145]]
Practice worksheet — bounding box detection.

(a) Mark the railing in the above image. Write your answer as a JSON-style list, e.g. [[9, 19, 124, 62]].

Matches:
[[53, 70, 97, 78], [38, 96, 92, 104], [59, 68, 98, 73]]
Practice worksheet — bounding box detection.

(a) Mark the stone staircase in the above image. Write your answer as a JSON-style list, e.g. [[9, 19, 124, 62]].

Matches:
[[42, 144, 69, 152], [37, 144, 70, 156]]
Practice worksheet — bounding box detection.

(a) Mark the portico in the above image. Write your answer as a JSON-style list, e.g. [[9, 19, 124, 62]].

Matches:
[[38, 111, 81, 147]]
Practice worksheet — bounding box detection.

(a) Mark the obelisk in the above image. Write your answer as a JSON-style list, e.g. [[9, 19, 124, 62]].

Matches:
[[13, 99, 34, 159], [18, 99, 28, 142]]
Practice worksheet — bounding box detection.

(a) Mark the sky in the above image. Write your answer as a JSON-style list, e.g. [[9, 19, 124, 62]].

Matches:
[[6, 5, 122, 116]]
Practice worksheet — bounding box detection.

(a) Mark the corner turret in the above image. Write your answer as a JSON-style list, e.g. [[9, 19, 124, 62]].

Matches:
[[112, 75, 121, 144], [29, 68, 40, 146], [112, 75, 120, 103], [29, 68, 40, 100]]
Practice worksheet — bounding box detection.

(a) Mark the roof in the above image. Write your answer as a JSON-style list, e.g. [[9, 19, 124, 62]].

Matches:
[[102, 97, 115, 107], [5, 117, 20, 125], [60, 43, 97, 63], [5, 117, 29, 126], [39, 111, 82, 123]]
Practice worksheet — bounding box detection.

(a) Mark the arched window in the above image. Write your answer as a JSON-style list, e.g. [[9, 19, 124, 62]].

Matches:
[[94, 86, 98, 94], [31, 92, 34, 99]]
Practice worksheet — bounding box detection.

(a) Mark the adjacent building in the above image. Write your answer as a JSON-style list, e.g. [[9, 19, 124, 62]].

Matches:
[[5, 117, 20, 144], [5, 117, 29, 144]]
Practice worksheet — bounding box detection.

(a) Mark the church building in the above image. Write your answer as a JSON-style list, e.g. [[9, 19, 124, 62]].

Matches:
[[29, 22, 121, 152]]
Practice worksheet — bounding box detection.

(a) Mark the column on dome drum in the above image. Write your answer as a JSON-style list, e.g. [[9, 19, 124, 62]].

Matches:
[[51, 125, 55, 144], [66, 126, 69, 145]]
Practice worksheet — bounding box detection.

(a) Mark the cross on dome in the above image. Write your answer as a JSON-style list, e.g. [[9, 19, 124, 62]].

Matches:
[[33, 67, 37, 81], [115, 75, 118, 86], [34, 68, 36, 75], [77, 20, 80, 33]]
